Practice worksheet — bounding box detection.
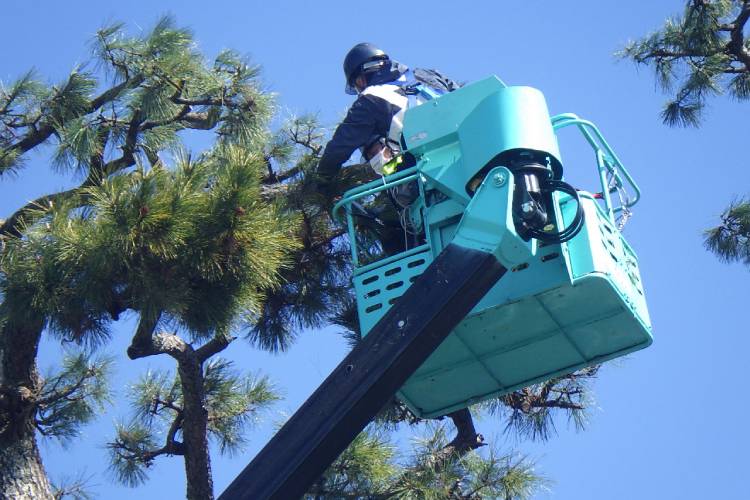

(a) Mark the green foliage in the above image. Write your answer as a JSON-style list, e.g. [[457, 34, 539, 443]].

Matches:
[[0, 16, 313, 499], [0, 218, 115, 347], [308, 424, 546, 499], [51, 472, 95, 500], [53, 116, 105, 173], [107, 358, 279, 486], [729, 71, 750, 98], [92, 16, 272, 150], [310, 430, 397, 497], [623, 3, 750, 269], [704, 198, 750, 264], [0, 71, 49, 175], [1, 15, 273, 187], [107, 420, 158, 487], [204, 359, 280, 454], [36, 353, 113, 444], [2, 145, 298, 348], [51, 71, 99, 125], [248, 116, 354, 352], [484, 366, 598, 442], [4, 144, 298, 344], [661, 99, 703, 127], [620, 0, 750, 126]]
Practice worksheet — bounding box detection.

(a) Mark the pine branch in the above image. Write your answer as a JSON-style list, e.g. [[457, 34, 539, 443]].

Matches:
[[102, 108, 142, 175], [727, 1, 750, 68], [195, 333, 236, 362], [485, 366, 598, 441], [622, 0, 750, 125], [153, 397, 183, 414], [127, 331, 191, 361], [139, 105, 191, 130], [0, 185, 81, 238], [51, 472, 95, 500], [179, 111, 218, 129], [33, 355, 111, 443], [107, 419, 185, 487], [126, 313, 162, 360], [3, 109, 148, 238], [429, 408, 486, 466], [36, 369, 95, 408], [704, 197, 750, 264], [287, 122, 323, 156], [172, 96, 228, 107], [2, 79, 264, 238], [0, 119, 120, 237], [1, 73, 144, 162], [261, 165, 303, 185]]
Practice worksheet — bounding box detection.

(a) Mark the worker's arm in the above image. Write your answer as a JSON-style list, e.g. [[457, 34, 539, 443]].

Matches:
[[316, 94, 397, 188]]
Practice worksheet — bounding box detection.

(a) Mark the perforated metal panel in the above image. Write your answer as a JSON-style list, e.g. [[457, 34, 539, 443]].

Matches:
[[353, 249, 433, 334], [352, 196, 652, 418]]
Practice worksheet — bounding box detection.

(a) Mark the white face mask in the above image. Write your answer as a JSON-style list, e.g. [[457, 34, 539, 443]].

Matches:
[[369, 148, 389, 175]]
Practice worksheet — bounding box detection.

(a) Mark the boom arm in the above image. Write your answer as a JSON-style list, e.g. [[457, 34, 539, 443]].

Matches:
[[219, 168, 532, 500]]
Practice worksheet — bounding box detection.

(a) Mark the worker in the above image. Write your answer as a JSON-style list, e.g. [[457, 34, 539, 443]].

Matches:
[[313, 43, 459, 257], [315, 43, 459, 203]]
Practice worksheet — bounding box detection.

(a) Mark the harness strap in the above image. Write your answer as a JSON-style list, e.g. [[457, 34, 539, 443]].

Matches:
[[403, 82, 442, 108]]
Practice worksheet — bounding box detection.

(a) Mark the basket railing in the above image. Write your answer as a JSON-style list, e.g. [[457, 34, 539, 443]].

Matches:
[[332, 113, 640, 268]]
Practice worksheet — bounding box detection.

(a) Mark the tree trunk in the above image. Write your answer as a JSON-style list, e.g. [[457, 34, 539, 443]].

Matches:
[[128, 326, 219, 500], [423, 408, 486, 471], [0, 321, 54, 499], [0, 432, 54, 499], [178, 355, 214, 500]]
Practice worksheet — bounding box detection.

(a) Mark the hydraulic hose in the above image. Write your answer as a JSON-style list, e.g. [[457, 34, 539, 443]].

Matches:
[[510, 164, 584, 244]]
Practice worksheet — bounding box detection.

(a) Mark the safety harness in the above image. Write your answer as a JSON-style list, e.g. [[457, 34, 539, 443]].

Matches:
[[361, 72, 446, 176]]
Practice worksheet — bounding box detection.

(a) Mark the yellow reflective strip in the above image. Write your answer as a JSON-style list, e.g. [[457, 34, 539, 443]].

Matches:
[[382, 156, 404, 176]]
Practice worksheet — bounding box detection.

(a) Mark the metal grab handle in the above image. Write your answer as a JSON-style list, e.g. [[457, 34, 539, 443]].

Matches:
[[331, 166, 420, 223], [551, 113, 641, 213]]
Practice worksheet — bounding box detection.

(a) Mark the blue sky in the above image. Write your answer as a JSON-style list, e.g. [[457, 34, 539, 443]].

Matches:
[[2, 1, 749, 499]]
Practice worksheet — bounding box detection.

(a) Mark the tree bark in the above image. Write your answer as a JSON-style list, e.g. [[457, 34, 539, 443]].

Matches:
[[0, 321, 53, 499], [178, 355, 214, 500], [128, 328, 215, 500], [0, 432, 53, 499], [430, 408, 485, 466]]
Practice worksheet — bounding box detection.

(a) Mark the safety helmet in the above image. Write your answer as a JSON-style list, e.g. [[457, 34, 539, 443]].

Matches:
[[343, 43, 389, 95]]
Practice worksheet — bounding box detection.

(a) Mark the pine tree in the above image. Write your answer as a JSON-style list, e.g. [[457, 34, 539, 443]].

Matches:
[[620, 0, 750, 127], [620, 1, 750, 265], [308, 425, 546, 499], [703, 197, 750, 265], [108, 359, 279, 489], [2, 15, 605, 499], [0, 17, 298, 499]]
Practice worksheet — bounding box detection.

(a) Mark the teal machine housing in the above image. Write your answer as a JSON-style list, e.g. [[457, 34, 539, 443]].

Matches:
[[333, 76, 652, 418]]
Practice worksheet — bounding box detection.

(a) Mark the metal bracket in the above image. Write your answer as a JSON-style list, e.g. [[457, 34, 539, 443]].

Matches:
[[451, 166, 536, 267]]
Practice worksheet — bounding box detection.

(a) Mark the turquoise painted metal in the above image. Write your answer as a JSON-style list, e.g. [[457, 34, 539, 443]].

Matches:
[[332, 76, 652, 418]]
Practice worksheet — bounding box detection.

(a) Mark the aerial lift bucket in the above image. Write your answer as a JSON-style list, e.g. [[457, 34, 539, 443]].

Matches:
[[221, 76, 654, 500], [336, 76, 652, 418]]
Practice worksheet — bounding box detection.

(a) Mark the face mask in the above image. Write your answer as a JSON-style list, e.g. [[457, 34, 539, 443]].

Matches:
[[369, 148, 389, 175]]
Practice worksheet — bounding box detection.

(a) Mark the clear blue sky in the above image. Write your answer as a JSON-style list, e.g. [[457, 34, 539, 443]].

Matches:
[[2, 1, 749, 498]]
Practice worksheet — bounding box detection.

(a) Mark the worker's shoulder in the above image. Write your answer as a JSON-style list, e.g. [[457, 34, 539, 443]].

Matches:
[[361, 83, 407, 103]]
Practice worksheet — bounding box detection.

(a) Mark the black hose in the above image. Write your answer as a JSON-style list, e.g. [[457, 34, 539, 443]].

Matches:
[[528, 179, 584, 244], [510, 164, 584, 244]]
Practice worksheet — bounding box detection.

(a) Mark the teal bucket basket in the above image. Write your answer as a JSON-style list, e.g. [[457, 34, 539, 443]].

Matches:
[[333, 76, 652, 418]]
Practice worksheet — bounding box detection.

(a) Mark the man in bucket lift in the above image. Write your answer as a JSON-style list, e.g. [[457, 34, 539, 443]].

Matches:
[[316, 43, 459, 252]]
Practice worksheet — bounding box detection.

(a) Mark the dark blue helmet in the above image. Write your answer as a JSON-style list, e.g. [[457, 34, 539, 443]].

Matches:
[[343, 43, 389, 95]]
